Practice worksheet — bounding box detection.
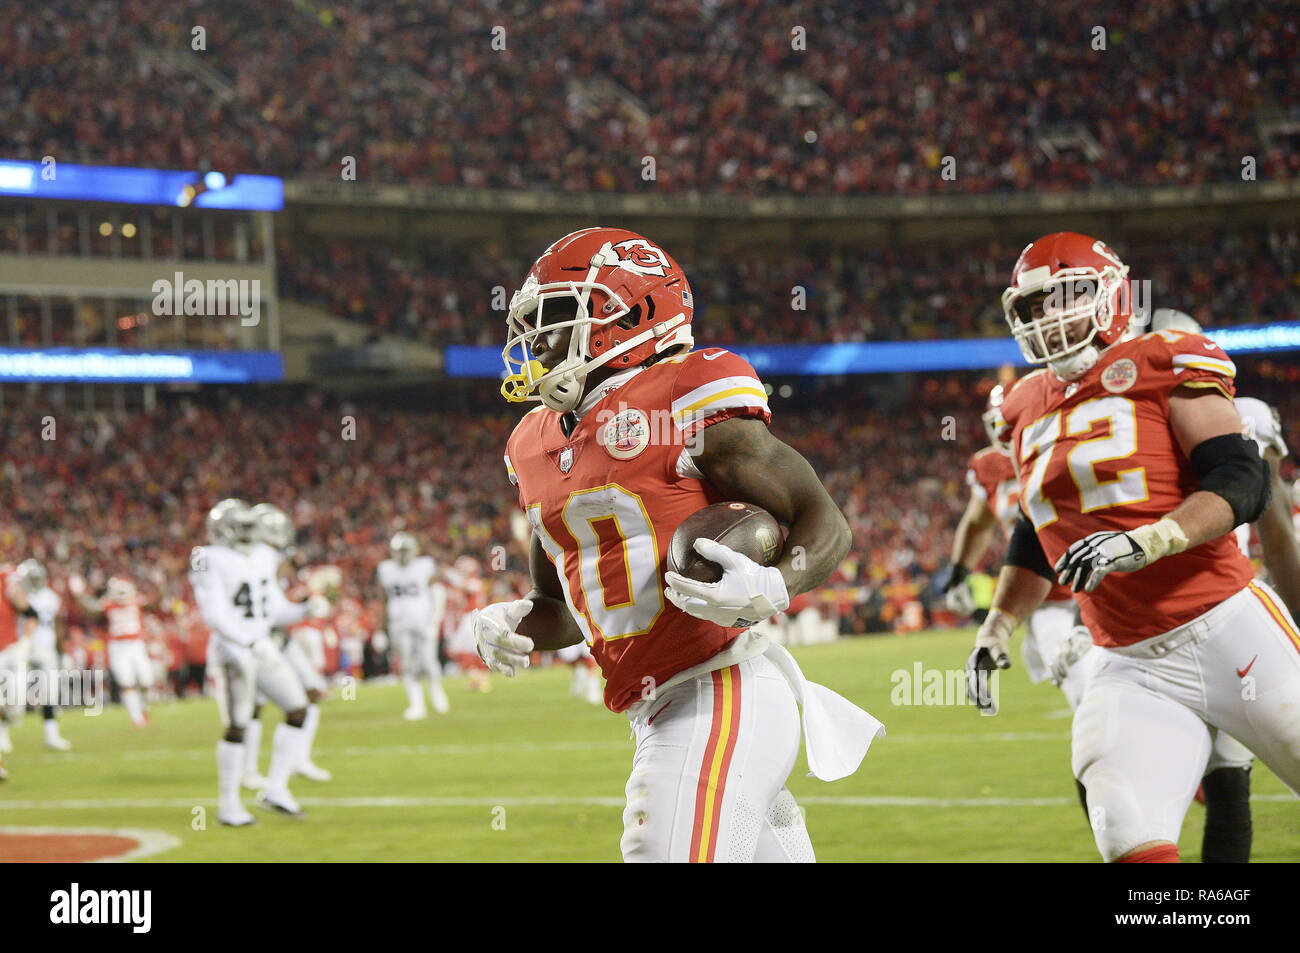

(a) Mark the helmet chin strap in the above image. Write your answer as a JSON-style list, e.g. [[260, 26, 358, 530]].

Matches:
[[1049, 344, 1100, 381], [539, 367, 584, 413]]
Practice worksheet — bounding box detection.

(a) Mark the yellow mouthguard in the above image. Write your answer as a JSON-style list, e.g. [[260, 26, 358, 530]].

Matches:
[[501, 360, 546, 402]]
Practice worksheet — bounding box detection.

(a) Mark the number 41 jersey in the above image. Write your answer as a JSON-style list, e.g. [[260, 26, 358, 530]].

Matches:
[[1001, 330, 1254, 647], [505, 348, 771, 712]]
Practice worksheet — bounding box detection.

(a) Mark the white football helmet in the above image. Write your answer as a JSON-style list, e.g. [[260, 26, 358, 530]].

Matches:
[[106, 576, 136, 600], [390, 532, 419, 566]]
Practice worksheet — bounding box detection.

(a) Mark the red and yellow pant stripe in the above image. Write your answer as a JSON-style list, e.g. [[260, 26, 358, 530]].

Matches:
[[689, 666, 742, 863], [1248, 581, 1300, 656]]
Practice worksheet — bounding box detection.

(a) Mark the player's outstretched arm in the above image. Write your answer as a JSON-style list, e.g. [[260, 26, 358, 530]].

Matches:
[[515, 532, 584, 651], [1256, 450, 1300, 618], [691, 416, 851, 599], [4, 574, 29, 614], [950, 494, 997, 576]]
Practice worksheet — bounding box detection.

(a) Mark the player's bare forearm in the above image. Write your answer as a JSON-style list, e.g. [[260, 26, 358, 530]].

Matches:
[[990, 564, 1054, 624], [6, 577, 30, 613], [692, 416, 851, 598], [1257, 453, 1300, 618], [517, 531, 583, 650], [951, 497, 997, 569], [1160, 490, 1236, 549]]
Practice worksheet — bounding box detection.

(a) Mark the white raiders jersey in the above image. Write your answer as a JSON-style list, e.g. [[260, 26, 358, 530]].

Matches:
[[29, 586, 60, 653], [377, 556, 438, 629], [190, 542, 307, 647], [1233, 396, 1287, 556]]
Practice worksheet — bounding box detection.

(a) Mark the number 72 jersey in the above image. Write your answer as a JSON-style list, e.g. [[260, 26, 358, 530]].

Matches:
[[1001, 330, 1254, 647]]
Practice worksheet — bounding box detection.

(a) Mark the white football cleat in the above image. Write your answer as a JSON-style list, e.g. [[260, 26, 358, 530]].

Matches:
[[295, 761, 332, 782], [241, 771, 269, 791], [45, 736, 72, 751], [402, 706, 428, 721], [256, 788, 304, 818], [218, 807, 257, 827], [430, 685, 450, 714]]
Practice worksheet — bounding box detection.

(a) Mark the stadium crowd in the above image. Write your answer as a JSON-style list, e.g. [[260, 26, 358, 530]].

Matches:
[[3, 0, 1296, 195], [279, 224, 1300, 347], [5, 371, 1297, 689]]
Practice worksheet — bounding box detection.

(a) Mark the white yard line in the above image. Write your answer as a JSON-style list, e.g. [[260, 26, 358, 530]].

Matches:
[[0, 794, 1293, 810], [19, 732, 1071, 765]]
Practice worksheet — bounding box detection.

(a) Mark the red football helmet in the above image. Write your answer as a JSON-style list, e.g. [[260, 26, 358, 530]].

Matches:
[[981, 379, 1017, 455], [1001, 232, 1132, 376], [501, 227, 695, 413]]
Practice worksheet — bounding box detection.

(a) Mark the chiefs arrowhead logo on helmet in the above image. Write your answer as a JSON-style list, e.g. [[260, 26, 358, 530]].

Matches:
[[1001, 232, 1133, 379], [500, 227, 695, 413]]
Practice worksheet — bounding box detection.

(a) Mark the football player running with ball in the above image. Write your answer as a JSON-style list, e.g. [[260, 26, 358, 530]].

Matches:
[[967, 232, 1300, 863], [478, 227, 883, 863]]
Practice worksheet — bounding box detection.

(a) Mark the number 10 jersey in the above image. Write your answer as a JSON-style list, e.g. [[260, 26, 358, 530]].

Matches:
[[505, 348, 772, 712]]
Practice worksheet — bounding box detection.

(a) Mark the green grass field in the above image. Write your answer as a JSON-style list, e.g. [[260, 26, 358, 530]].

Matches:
[[2, 628, 1297, 862]]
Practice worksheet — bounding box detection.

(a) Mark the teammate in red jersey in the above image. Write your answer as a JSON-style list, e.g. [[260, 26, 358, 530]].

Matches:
[[943, 381, 1088, 704], [477, 227, 883, 863], [0, 563, 33, 778], [445, 556, 491, 693], [966, 232, 1300, 863], [72, 575, 154, 727]]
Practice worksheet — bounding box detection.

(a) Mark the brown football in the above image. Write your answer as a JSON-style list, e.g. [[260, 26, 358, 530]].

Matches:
[[667, 502, 783, 584]]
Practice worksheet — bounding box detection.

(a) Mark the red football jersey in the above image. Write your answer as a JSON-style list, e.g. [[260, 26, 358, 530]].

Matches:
[[967, 446, 1073, 602], [1001, 330, 1254, 646], [967, 446, 1020, 534], [103, 597, 144, 641], [0, 568, 16, 650], [505, 347, 771, 712]]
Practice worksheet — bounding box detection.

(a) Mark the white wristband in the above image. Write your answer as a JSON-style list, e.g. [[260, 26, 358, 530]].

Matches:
[[1128, 517, 1190, 563]]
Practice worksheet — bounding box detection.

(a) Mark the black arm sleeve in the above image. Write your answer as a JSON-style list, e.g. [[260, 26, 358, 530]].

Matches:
[[1190, 433, 1271, 526], [1003, 509, 1055, 582], [1005, 509, 1056, 582]]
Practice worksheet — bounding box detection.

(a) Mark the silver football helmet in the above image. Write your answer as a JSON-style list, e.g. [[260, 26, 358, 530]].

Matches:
[[228, 502, 260, 552], [207, 497, 246, 546], [17, 558, 46, 592], [390, 532, 419, 566], [1151, 308, 1202, 335], [252, 502, 294, 551]]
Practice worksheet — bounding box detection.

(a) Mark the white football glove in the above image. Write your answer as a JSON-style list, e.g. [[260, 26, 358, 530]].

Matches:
[[1049, 625, 1095, 686], [663, 538, 790, 629], [965, 608, 1017, 714], [944, 580, 976, 616], [307, 595, 332, 619], [471, 598, 534, 676], [1054, 518, 1189, 593]]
